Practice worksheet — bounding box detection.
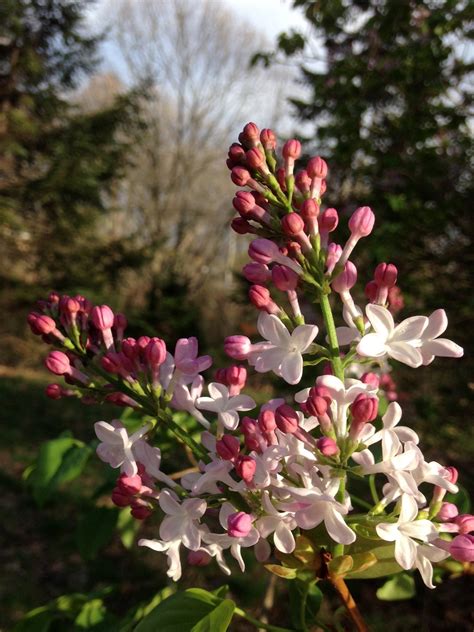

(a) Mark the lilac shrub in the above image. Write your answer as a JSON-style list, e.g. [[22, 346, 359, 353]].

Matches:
[[28, 122, 471, 631]]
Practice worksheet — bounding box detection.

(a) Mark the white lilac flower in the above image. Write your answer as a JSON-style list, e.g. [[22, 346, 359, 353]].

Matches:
[[202, 503, 259, 572], [172, 375, 210, 428], [132, 439, 177, 487], [419, 309, 463, 365], [249, 312, 318, 385], [255, 491, 297, 553], [376, 495, 438, 574], [196, 382, 255, 431], [361, 401, 419, 452], [415, 544, 449, 588], [138, 489, 207, 581], [335, 304, 365, 346], [284, 480, 356, 545], [357, 304, 428, 368], [297, 375, 376, 436], [94, 420, 151, 476]]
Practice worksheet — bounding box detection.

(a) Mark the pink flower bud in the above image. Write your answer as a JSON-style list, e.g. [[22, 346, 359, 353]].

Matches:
[[187, 550, 211, 566], [350, 393, 378, 423], [233, 191, 255, 216], [243, 262, 271, 284], [114, 313, 127, 338], [348, 206, 375, 238], [307, 156, 328, 179], [317, 437, 339, 456], [365, 280, 379, 302], [216, 435, 241, 461], [454, 514, 474, 534], [258, 409, 277, 432], [239, 122, 260, 147], [45, 350, 71, 375], [326, 243, 342, 274], [276, 167, 287, 190], [319, 208, 339, 233], [228, 142, 246, 164], [45, 383, 63, 399], [226, 365, 247, 389], [272, 265, 298, 291], [145, 337, 167, 370], [374, 262, 398, 288], [227, 511, 252, 538], [361, 372, 380, 389], [445, 466, 459, 484], [306, 388, 329, 417], [235, 455, 256, 484], [388, 285, 404, 314], [224, 336, 252, 360], [231, 166, 251, 186], [31, 313, 56, 335], [246, 147, 266, 170], [282, 139, 301, 160], [281, 213, 305, 236], [131, 499, 153, 520], [117, 473, 142, 495], [436, 502, 459, 522], [260, 128, 276, 150], [105, 392, 140, 408], [231, 217, 255, 234], [249, 285, 272, 310], [295, 170, 311, 193], [300, 199, 320, 220], [449, 534, 474, 562], [275, 404, 299, 434], [248, 238, 279, 264], [332, 261, 357, 293], [111, 488, 132, 507], [91, 305, 115, 330], [215, 368, 227, 384]]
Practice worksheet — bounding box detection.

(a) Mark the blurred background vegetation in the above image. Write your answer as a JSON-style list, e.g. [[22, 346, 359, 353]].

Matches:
[[0, 0, 472, 630]]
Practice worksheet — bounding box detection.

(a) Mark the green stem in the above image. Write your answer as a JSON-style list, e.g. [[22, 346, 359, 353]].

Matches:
[[319, 291, 344, 381], [333, 476, 347, 558], [350, 494, 372, 511], [369, 474, 380, 505], [157, 409, 209, 462], [299, 581, 310, 632], [233, 607, 294, 632]]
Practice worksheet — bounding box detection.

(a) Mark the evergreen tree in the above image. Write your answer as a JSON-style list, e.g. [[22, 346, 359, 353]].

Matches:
[[257, 0, 473, 463], [0, 0, 143, 296]]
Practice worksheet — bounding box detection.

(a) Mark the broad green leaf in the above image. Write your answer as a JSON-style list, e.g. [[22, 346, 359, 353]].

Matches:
[[28, 437, 77, 504], [119, 587, 176, 632], [445, 484, 471, 514], [289, 580, 323, 630], [117, 508, 140, 549], [134, 588, 235, 632], [51, 443, 92, 487], [346, 545, 402, 579], [350, 552, 377, 574], [76, 506, 118, 559], [376, 573, 416, 601], [212, 586, 230, 599], [13, 608, 54, 632]]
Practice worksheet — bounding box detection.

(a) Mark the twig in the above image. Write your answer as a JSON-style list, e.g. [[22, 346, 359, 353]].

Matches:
[[169, 465, 199, 480], [328, 574, 369, 632]]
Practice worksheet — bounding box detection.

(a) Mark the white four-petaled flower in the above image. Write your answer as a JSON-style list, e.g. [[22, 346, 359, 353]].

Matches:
[[196, 382, 255, 431], [250, 312, 318, 384]]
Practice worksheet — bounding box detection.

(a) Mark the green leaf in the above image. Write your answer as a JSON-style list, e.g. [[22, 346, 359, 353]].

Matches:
[[329, 555, 353, 577], [376, 573, 416, 601], [265, 564, 297, 579], [120, 588, 176, 632], [134, 589, 235, 632], [445, 484, 471, 514], [289, 580, 323, 630], [76, 506, 118, 559], [75, 599, 107, 628], [27, 437, 79, 504], [117, 508, 140, 549], [13, 608, 55, 632], [346, 545, 402, 579]]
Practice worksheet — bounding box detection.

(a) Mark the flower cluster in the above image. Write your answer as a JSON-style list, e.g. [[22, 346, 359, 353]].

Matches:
[[30, 122, 471, 591]]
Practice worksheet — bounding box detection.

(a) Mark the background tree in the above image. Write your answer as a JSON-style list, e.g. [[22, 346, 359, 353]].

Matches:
[[0, 0, 144, 362], [256, 0, 473, 465], [103, 0, 287, 344]]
